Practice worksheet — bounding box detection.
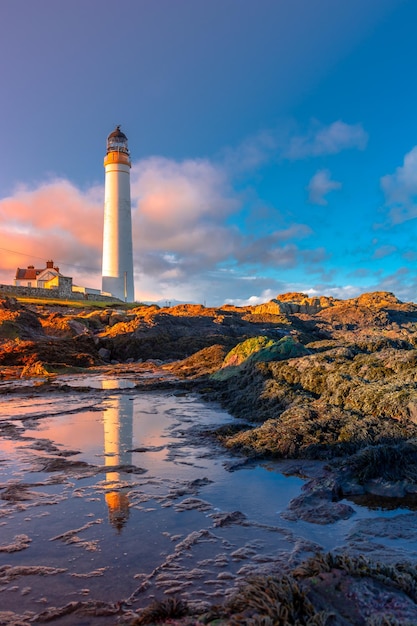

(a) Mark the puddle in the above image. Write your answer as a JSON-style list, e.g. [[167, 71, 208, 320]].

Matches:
[[1, 382, 417, 623], [0, 388, 307, 623], [60, 376, 137, 389]]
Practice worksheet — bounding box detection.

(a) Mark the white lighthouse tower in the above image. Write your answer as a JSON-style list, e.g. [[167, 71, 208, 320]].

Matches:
[[102, 126, 135, 302]]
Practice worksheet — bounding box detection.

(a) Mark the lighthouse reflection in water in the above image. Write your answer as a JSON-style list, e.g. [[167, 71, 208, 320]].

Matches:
[[102, 385, 133, 532]]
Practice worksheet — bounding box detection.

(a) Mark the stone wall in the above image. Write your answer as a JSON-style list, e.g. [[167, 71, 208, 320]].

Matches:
[[0, 284, 122, 303]]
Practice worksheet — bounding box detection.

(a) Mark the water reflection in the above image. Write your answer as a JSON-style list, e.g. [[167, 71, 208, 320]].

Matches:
[[102, 386, 133, 532]]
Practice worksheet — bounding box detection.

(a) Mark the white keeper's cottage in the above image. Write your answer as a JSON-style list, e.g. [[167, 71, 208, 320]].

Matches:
[[14, 260, 73, 294]]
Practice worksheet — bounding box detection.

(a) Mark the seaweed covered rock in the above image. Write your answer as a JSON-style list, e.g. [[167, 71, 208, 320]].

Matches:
[[213, 335, 310, 381], [130, 553, 417, 625], [212, 347, 417, 459], [164, 344, 229, 378]]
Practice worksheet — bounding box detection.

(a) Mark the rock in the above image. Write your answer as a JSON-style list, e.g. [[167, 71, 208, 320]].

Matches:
[[210, 511, 247, 527], [98, 347, 111, 361], [363, 478, 408, 498], [166, 344, 229, 378], [4, 291, 417, 501], [20, 359, 53, 379], [254, 293, 337, 316], [108, 311, 128, 327], [214, 335, 310, 380], [282, 495, 355, 524]]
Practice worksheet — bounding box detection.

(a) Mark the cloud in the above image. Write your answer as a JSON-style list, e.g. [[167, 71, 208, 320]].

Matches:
[[1, 121, 378, 306], [131, 157, 238, 230], [286, 120, 368, 159], [307, 169, 342, 205], [0, 180, 103, 287], [0, 150, 321, 305], [131, 156, 317, 291], [306, 268, 417, 305], [225, 288, 277, 307], [403, 250, 417, 262], [372, 244, 397, 259], [220, 126, 290, 175], [227, 279, 363, 307], [130, 156, 244, 288], [220, 119, 368, 175], [305, 284, 363, 300], [381, 145, 417, 223], [367, 267, 416, 302], [348, 268, 371, 278], [235, 225, 312, 268]]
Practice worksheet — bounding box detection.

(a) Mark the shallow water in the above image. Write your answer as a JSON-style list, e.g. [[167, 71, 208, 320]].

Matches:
[[1, 379, 417, 624]]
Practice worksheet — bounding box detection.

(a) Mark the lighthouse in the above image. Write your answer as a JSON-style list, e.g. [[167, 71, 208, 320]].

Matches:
[[102, 126, 135, 302]]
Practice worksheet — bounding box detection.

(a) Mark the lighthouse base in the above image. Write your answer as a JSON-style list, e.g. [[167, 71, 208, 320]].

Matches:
[[102, 275, 134, 303]]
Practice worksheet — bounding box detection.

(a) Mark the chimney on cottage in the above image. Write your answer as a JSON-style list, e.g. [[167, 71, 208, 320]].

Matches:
[[46, 259, 60, 272]]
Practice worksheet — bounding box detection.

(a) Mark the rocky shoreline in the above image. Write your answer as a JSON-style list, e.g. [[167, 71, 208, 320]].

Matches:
[[3, 291, 417, 623]]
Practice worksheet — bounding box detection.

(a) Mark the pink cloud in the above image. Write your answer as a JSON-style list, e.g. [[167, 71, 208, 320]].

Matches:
[[131, 157, 237, 228], [0, 152, 330, 304], [0, 180, 103, 287]]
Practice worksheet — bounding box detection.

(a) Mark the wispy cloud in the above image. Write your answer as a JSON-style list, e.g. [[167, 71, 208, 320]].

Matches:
[[286, 120, 368, 159], [372, 244, 397, 259], [368, 267, 415, 302], [220, 126, 290, 175], [307, 169, 342, 205], [381, 145, 417, 224]]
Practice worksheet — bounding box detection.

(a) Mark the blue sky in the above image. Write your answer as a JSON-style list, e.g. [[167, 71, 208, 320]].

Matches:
[[0, 0, 416, 305]]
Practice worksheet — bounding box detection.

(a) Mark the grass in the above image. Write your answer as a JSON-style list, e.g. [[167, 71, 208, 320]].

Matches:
[[12, 296, 141, 310]]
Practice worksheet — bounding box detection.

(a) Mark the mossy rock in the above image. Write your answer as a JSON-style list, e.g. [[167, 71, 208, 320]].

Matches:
[[213, 336, 310, 380], [0, 321, 21, 339], [340, 441, 417, 483]]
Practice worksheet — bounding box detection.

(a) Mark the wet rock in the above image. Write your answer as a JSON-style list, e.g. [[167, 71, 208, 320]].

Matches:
[[210, 510, 247, 527], [0, 534, 31, 553], [282, 497, 355, 524], [230, 546, 257, 560], [174, 529, 218, 551], [49, 520, 103, 553], [0, 564, 67, 584], [167, 477, 213, 499], [98, 347, 111, 361], [128, 445, 164, 453], [37, 457, 93, 473], [174, 498, 212, 512]]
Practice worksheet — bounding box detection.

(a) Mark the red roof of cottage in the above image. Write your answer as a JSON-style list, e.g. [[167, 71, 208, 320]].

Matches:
[[15, 261, 60, 280], [15, 267, 42, 280]]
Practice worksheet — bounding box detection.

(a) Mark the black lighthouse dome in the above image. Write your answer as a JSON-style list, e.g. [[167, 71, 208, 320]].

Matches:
[[107, 125, 129, 155]]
